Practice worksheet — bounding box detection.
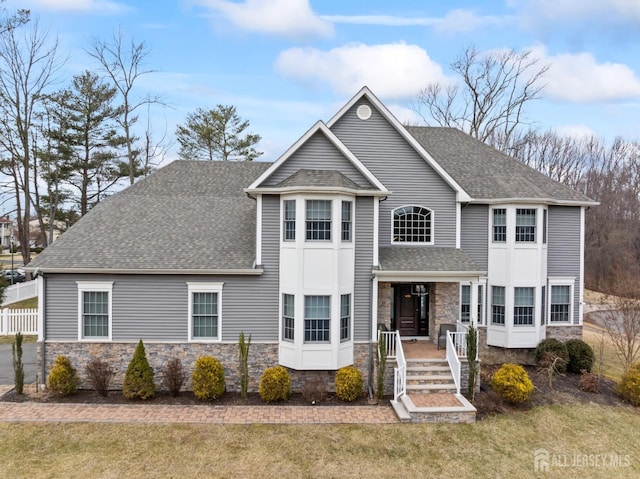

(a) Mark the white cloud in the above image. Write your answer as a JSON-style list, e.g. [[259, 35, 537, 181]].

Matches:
[[193, 0, 333, 38], [512, 0, 640, 28], [322, 9, 514, 33], [22, 0, 129, 14], [532, 46, 640, 102], [275, 42, 448, 99], [553, 124, 596, 138]]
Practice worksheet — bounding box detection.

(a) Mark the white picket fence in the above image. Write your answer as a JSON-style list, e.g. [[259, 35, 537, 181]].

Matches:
[[2, 280, 38, 306], [0, 308, 38, 335]]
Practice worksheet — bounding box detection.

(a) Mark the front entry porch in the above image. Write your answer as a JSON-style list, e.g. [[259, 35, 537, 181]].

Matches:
[[380, 331, 476, 423]]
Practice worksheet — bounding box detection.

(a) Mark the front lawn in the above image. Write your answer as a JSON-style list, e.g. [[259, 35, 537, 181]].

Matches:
[[0, 403, 638, 478]]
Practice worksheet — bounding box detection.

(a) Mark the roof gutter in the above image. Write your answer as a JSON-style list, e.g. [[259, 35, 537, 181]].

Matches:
[[24, 267, 265, 275], [372, 269, 486, 282], [244, 186, 390, 197], [467, 197, 599, 207]]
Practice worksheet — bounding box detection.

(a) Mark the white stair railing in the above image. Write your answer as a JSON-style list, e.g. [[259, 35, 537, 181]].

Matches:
[[446, 330, 461, 395], [378, 330, 406, 401]]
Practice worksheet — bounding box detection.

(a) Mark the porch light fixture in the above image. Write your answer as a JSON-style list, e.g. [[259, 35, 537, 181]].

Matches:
[[411, 283, 428, 296]]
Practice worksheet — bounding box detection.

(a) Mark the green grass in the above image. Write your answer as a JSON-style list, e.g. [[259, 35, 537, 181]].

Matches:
[[5, 297, 38, 309], [0, 334, 37, 345], [0, 403, 638, 478], [583, 323, 626, 382]]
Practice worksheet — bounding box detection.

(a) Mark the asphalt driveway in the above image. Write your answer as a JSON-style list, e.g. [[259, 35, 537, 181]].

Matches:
[[0, 342, 38, 384]]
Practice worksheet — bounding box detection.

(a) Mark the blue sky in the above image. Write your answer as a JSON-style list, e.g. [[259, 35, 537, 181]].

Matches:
[[7, 0, 640, 163]]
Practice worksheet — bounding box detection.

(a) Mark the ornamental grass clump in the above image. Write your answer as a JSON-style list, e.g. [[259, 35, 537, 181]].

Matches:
[[48, 355, 79, 396], [259, 366, 291, 402], [491, 363, 534, 404], [123, 340, 156, 400], [192, 356, 225, 400], [335, 366, 363, 402]]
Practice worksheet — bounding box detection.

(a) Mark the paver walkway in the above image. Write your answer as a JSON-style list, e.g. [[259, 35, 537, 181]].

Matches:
[[0, 389, 399, 425]]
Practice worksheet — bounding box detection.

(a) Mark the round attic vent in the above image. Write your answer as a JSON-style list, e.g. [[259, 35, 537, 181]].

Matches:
[[356, 104, 371, 120]]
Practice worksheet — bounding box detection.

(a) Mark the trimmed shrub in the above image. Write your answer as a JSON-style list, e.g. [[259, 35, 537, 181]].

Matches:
[[48, 355, 79, 396], [123, 340, 156, 400], [535, 338, 568, 374], [259, 366, 291, 403], [301, 379, 327, 404], [192, 356, 225, 400], [335, 366, 364, 402], [617, 363, 640, 406], [491, 363, 534, 404], [565, 339, 595, 374], [85, 357, 114, 397], [163, 357, 185, 397]]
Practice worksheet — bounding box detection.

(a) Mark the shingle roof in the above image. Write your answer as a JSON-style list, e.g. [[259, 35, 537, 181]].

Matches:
[[276, 169, 365, 190], [378, 247, 480, 273], [406, 127, 594, 204], [28, 160, 271, 272]]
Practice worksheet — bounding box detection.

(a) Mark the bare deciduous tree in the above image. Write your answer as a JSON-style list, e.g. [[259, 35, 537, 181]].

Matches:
[[87, 29, 161, 185], [601, 279, 640, 373], [0, 19, 62, 263], [414, 45, 549, 151]]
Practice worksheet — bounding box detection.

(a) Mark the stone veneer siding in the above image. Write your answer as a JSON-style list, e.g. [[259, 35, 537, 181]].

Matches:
[[477, 326, 583, 365], [40, 342, 373, 394], [432, 282, 459, 345], [377, 282, 392, 331]]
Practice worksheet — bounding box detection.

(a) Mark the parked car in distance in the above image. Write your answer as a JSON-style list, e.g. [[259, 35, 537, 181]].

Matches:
[[2, 270, 26, 283]]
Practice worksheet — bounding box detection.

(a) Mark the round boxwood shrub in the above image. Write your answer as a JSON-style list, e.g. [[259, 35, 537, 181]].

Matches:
[[335, 366, 364, 402], [491, 363, 534, 404], [47, 355, 79, 396], [565, 339, 595, 374], [617, 363, 640, 406], [192, 356, 225, 400], [123, 340, 156, 400], [535, 338, 569, 373], [259, 366, 291, 402]]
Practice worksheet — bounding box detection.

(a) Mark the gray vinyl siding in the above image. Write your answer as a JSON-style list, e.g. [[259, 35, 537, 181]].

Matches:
[[44, 196, 281, 342], [354, 197, 374, 340], [262, 131, 373, 188], [330, 98, 457, 247], [547, 206, 582, 324], [460, 205, 488, 271]]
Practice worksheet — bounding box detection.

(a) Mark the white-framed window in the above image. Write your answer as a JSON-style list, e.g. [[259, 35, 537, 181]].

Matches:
[[542, 209, 547, 244], [341, 201, 352, 242], [514, 287, 535, 326], [461, 284, 485, 325], [541, 285, 546, 325], [392, 205, 432, 244], [340, 294, 351, 342], [492, 208, 506, 243], [477, 284, 484, 326], [282, 293, 295, 341], [460, 284, 471, 323], [77, 281, 113, 340], [550, 285, 571, 323], [188, 282, 223, 341], [283, 199, 296, 241], [516, 208, 536, 243], [304, 295, 330, 342], [306, 200, 331, 241], [491, 286, 505, 326]]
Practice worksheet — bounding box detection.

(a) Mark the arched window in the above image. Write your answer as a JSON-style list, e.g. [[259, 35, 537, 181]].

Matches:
[[392, 206, 432, 243]]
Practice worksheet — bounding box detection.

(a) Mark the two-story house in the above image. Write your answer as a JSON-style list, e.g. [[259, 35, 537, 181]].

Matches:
[[28, 88, 596, 413]]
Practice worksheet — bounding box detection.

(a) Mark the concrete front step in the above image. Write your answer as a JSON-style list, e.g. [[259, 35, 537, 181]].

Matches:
[[406, 374, 455, 383], [407, 383, 457, 393], [390, 393, 476, 423]]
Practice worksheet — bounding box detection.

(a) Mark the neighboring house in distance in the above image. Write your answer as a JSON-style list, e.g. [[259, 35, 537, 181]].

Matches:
[[29, 218, 66, 246], [27, 87, 596, 406], [0, 217, 12, 249]]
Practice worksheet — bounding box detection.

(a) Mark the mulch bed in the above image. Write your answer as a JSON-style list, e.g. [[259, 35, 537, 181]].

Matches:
[[473, 364, 626, 420], [1, 387, 386, 407]]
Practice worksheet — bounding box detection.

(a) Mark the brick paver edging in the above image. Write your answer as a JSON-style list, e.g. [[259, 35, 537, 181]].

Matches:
[[0, 402, 399, 425]]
